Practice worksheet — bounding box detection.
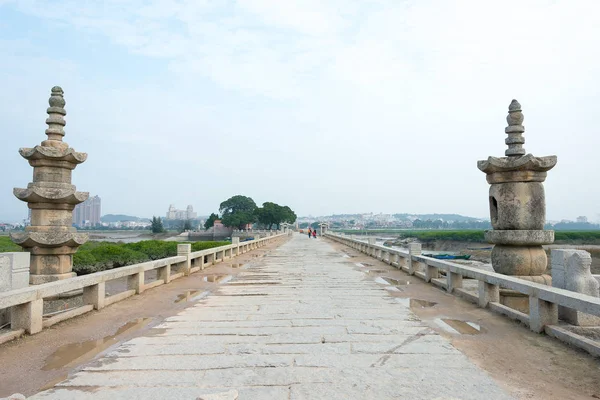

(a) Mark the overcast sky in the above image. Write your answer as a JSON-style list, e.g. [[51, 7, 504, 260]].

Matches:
[[1, 0, 599, 222]]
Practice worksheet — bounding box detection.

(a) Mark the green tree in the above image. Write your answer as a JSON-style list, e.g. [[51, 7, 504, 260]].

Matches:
[[151, 216, 165, 234], [219, 195, 257, 230], [255, 202, 280, 230], [178, 219, 193, 233], [204, 213, 219, 230], [255, 203, 297, 230], [281, 206, 297, 227]]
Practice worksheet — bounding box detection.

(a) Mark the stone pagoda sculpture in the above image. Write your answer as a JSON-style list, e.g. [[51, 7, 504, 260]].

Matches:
[[478, 100, 557, 285], [11, 86, 89, 284]]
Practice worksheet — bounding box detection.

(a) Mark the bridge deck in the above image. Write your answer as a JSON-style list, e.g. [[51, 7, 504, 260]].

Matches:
[[32, 234, 513, 399]]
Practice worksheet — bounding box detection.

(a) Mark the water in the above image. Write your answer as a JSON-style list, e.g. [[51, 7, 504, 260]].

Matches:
[[203, 275, 233, 283], [42, 318, 151, 370], [174, 290, 201, 303], [382, 277, 411, 286], [395, 298, 437, 309], [434, 318, 484, 335]]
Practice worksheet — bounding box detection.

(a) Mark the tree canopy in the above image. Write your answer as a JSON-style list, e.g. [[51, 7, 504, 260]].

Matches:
[[151, 216, 165, 234], [204, 213, 219, 230], [219, 195, 258, 230], [255, 202, 297, 229]]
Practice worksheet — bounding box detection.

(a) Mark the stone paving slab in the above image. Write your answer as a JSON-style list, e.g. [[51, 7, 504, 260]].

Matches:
[[30, 234, 514, 399]]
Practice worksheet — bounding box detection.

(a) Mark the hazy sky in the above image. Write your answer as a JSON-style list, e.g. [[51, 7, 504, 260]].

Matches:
[[1, 0, 599, 222]]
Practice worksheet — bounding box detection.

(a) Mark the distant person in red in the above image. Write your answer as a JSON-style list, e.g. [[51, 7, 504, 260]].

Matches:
[[312, 230, 317, 239], [308, 228, 312, 239]]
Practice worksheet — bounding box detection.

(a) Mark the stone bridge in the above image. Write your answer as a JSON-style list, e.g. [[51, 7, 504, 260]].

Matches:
[[1, 233, 600, 399], [2, 89, 600, 399]]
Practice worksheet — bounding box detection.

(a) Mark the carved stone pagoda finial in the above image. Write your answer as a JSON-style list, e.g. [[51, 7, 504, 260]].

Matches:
[[505, 99, 525, 157], [43, 86, 67, 148], [11, 86, 88, 284]]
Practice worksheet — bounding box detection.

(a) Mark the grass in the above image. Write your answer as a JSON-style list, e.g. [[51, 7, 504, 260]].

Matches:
[[334, 229, 600, 244], [0, 236, 230, 275]]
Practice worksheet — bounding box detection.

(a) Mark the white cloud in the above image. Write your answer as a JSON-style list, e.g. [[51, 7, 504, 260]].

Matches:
[[2, 0, 600, 220]]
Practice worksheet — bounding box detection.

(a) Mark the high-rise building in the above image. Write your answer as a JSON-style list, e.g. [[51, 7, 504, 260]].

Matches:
[[165, 204, 197, 220], [73, 195, 102, 226]]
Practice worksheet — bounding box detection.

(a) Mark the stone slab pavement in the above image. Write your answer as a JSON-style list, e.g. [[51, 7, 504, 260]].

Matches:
[[30, 234, 514, 399]]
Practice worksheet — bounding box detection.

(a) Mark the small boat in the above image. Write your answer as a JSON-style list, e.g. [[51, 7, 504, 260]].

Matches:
[[423, 254, 471, 260]]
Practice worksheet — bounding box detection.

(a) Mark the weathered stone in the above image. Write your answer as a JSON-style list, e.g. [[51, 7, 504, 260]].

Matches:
[[11, 86, 88, 284], [485, 230, 554, 245], [0, 394, 26, 400], [553, 250, 600, 326], [488, 182, 546, 230], [478, 100, 556, 282], [491, 245, 547, 276], [30, 235, 513, 400], [0, 253, 30, 292], [197, 389, 239, 400]]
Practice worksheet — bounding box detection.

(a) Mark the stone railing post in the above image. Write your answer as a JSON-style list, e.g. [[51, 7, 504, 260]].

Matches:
[[11, 299, 43, 334], [128, 270, 145, 294], [232, 237, 240, 256], [83, 282, 105, 310], [158, 264, 171, 284], [446, 271, 463, 293], [407, 243, 421, 275], [177, 244, 191, 275], [478, 281, 499, 308], [529, 296, 558, 333], [367, 238, 376, 257]]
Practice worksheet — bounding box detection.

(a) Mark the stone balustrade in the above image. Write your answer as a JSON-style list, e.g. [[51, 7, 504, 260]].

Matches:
[[326, 232, 600, 357], [0, 232, 289, 345]]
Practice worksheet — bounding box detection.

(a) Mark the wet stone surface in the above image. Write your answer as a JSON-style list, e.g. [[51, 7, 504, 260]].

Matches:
[[30, 235, 514, 400]]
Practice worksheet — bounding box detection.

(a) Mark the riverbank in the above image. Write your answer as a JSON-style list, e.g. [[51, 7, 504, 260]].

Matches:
[[345, 231, 600, 275], [335, 229, 600, 245]]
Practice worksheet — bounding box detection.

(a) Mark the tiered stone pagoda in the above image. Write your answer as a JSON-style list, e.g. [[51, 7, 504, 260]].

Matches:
[[11, 86, 89, 284], [478, 100, 557, 285]]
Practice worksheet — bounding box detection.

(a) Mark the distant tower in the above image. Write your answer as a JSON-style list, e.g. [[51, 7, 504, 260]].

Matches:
[[167, 204, 176, 220], [11, 86, 88, 284]]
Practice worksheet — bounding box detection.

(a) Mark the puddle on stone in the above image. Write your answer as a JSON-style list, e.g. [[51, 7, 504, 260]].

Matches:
[[175, 290, 201, 303], [366, 269, 388, 275], [42, 318, 152, 371], [385, 286, 401, 292], [38, 375, 68, 392], [203, 275, 233, 283], [382, 277, 411, 286], [435, 318, 483, 335], [395, 298, 438, 309], [374, 277, 390, 285]]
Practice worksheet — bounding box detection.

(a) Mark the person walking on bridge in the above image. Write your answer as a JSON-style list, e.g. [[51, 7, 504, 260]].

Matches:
[[308, 228, 312, 239], [312, 229, 317, 239]]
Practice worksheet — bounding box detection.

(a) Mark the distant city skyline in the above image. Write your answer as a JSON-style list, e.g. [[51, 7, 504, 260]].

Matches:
[[3, 204, 600, 226], [72, 195, 101, 227]]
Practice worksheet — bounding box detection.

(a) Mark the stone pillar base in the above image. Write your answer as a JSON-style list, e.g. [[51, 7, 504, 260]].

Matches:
[[30, 272, 76, 285], [514, 274, 552, 285]]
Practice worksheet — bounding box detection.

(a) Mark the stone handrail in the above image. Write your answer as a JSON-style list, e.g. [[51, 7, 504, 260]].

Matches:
[[0, 232, 289, 345], [326, 233, 600, 356]]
